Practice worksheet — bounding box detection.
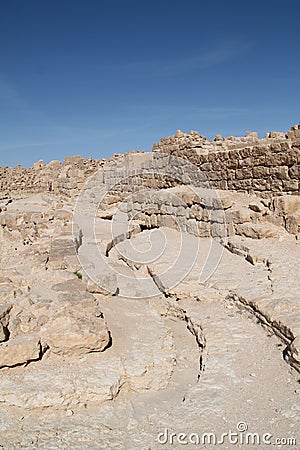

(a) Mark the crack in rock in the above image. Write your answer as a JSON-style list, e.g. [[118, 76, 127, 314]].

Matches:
[[147, 265, 170, 297], [159, 300, 207, 382], [0, 340, 49, 370], [225, 240, 275, 294], [106, 224, 141, 257], [226, 292, 299, 372]]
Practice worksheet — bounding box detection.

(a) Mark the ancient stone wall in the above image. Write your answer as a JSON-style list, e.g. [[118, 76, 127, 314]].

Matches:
[[1, 124, 300, 202], [0, 156, 102, 200], [0, 152, 150, 200], [152, 124, 300, 195], [105, 186, 299, 239]]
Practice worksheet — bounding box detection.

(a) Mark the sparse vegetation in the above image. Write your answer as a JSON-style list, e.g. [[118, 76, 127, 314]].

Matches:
[[74, 270, 83, 280]]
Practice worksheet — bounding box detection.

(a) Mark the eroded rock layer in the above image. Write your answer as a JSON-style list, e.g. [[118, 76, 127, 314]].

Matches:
[[0, 124, 299, 448]]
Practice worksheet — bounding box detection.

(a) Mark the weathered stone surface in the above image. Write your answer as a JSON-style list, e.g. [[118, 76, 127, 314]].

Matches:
[[273, 195, 300, 215], [42, 310, 110, 356], [0, 124, 300, 448], [285, 214, 300, 234], [0, 336, 42, 368], [1, 278, 111, 360], [219, 192, 234, 210], [248, 202, 267, 213], [235, 222, 283, 239], [214, 134, 222, 141], [152, 125, 300, 196], [226, 207, 252, 224]]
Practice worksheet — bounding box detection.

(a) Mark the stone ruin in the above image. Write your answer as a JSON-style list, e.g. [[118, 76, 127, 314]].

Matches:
[[0, 123, 300, 448]]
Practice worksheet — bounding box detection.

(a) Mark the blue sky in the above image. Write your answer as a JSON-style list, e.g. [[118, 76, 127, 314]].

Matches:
[[0, 0, 299, 167]]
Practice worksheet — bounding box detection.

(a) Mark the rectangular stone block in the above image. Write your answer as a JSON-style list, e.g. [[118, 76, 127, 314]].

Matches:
[[252, 166, 270, 178], [264, 213, 284, 227], [211, 160, 224, 171], [225, 208, 252, 224], [206, 171, 222, 181], [252, 155, 266, 166], [207, 153, 216, 163], [218, 180, 228, 189], [189, 204, 203, 220], [289, 148, 300, 164], [231, 179, 253, 190], [227, 170, 235, 180], [288, 165, 300, 179], [269, 143, 283, 153], [218, 152, 230, 162], [238, 157, 253, 168], [285, 215, 300, 234], [277, 152, 293, 165], [252, 179, 270, 191], [186, 218, 198, 236], [269, 178, 283, 191], [239, 147, 252, 158], [235, 168, 252, 180], [269, 166, 288, 180], [211, 222, 226, 239], [282, 180, 298, 191], [252, 146, 268, 157], [199, 154, 208, 164], [226, 159, 239, 170], [176, 206, 187, 217], [197, 221, 210, 237], [211, 180, 222, 189]]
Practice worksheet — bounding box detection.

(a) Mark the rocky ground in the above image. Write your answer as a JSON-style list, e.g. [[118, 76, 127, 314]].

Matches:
[[0, 187, 299, 449]]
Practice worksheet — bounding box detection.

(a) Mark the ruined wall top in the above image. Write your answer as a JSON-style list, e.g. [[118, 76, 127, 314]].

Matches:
[[1, 123, 300, 199], [152, 123, 300, 155]]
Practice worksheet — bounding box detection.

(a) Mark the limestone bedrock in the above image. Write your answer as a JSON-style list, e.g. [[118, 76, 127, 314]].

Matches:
[[0, 123, 299, 448]]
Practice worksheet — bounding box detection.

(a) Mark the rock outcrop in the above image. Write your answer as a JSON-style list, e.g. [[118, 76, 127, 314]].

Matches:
[[0, 123, 299, 448]]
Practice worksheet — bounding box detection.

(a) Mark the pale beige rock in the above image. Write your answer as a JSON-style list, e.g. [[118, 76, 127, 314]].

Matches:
[[214, 134, 222, 141], [32, 160, 45, 169], [4, 279, 111, 358], [47, 233, 77, 269], [226, 207, 252, 224], [86, 273, 118, 296], [249, 202, 267, 213], [43, 313, 110, 356], [0, 336, 42, 368], [273, 195, 300, 216], [175, 129, 185, 137], [235, 222, 282, 239], [285, 214, 300, 234], [47, 160, 61, 169], [246, 131, 258, 139], [0, 126, 300, 448], [0, 282, 22, 304], [218, 192, 234, 209]]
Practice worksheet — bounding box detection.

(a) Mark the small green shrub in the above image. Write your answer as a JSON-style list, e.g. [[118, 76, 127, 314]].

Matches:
[[74, 270, 83, 280]]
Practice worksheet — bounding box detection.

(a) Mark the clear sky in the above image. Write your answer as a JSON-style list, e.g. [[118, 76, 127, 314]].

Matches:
[[0, 0, 299, 167]]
